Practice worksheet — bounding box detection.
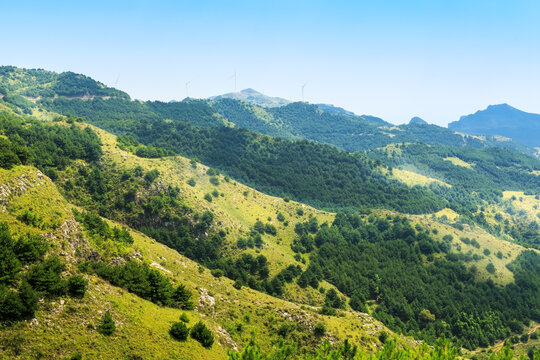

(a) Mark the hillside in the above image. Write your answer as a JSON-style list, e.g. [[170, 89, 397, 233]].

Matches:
[[449, 104, 540, 148], [1, 67, 540, 358]]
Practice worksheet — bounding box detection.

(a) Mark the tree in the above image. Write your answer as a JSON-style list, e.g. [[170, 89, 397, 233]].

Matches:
[[169, 321, 189, 341], [0, 223, 21, 285], [173, 284, 194, 310], [190, 321, 214, 348], [97, 311, 115, 335], [314, 322, 326, 337], [68, 275, 88, 298]]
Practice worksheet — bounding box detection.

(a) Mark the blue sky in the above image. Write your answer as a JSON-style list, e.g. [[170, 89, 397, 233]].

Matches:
[[2, 0, 540, 125]]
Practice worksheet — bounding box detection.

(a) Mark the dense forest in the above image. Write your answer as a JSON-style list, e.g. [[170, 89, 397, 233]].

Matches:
[[89, 117, 446, 213], [293, 212, 540, 349]]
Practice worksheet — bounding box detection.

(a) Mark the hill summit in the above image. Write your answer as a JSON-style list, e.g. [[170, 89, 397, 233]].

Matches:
[[209, 88, 291, 107], [409, 116, 427, 125], [449, 103, 540, 148]]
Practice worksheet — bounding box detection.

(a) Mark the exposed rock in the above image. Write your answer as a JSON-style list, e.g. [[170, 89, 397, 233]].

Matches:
[[197, 288, 215, 309], [216, 326, 238, 351], [150, 261, 171, 274]]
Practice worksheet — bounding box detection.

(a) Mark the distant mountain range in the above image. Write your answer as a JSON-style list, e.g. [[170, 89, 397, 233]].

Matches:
[[449, 104, 540, 148]]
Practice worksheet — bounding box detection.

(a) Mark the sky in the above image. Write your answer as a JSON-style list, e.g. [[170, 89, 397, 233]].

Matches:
[[2, 0, 540, 125]]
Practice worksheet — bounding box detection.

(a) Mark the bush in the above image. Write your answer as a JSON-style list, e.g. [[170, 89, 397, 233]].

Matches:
[[211, 269, 224, 278], [97, 311, 115, 336], [26, 256, 67, 296], [209, 176, 219, 186], [486, 263, 496, 274], [173, 284, 194, 310], [190, 321, 214, 348], [187, 178, 196, 187], [169, 321, 189, 341], [379, 331, 389, 344], [314, 322, 326, 337], [204, 193, 212, 202], [277, 213, 285, 222], [264, 223, 277, 236], [68, 275, 88, 298], [180, 312, 190, 323]]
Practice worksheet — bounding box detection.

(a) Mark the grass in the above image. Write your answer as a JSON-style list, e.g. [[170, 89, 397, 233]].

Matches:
[[0, 162, 391, 358], [392, 168, 450, 188], [94, 125, 335, 277], [443, 156, 474, 169], [408, 212, 526, 285]]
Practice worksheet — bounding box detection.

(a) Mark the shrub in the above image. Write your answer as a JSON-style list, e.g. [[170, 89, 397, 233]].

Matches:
[[442, 234, 453, 242], [169, 321, 189, 341], [211, 269, 224, 278], [190, 321, 214, 348], [209, 176, 219, 186], [180, 312, 190, 323], [277, 213, 285, 222], [187, 178, 196, 187], [97, 311, 115, 336], [379, 331, 389, 344], [204, 193, 212, 202], [486, 263, 496, 274], [296, 208, 304, 216], [314, 322, 326, 337], [483, 249, 491, 256], [68, 275, 88, 298], [173, 284, 194, 310], [26, 256, 67, 296], [264, 223, 277, 236]]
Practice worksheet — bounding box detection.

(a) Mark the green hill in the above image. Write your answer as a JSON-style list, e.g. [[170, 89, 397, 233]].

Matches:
[[1, 66, 540, 358]]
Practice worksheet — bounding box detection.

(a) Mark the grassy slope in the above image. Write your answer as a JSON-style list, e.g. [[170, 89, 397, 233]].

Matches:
[[0, 164, 392, 359], [1, 123, 537, 358]]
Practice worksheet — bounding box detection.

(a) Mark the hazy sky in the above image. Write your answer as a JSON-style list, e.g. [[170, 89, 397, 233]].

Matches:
[[2, 0, 540, 125]]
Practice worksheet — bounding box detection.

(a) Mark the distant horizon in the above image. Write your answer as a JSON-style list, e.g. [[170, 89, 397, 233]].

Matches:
[[2, 0, 539, 126]]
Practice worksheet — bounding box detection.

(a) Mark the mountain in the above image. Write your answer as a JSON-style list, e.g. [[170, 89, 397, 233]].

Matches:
[[449, 104, 540, 148], [2, 66, 540, 358], [209, 88, 291, 107], [409, 116, 427, 125]]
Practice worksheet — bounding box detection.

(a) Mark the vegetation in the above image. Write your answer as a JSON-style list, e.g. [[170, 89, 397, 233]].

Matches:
[[294, 213, 540, 349], [97, 311, 116, 336], [169, 321, 189, 341], [190, 321, 214, 348]]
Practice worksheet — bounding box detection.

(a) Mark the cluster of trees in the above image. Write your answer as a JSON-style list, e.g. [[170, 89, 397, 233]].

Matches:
[[74, 210, 134, 245], [0, 112, 102, 178], [0, 223, 87, 322], [84, 260, 194, 309], [170, 318, 214, 348], [370, 143, 540, 194], [228, 336, 539, 360], [295, 213, 540, 349], [116, 134, 174, 158], [70, 113, 443, 213]]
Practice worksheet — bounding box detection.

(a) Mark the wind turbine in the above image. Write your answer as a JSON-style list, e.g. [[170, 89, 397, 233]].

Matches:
[[301, 82, 308, 102], [114, 73, 120, 87]]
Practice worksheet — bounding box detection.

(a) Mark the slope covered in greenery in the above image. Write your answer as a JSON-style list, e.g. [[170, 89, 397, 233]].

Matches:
[[1, 67, 540, 358]]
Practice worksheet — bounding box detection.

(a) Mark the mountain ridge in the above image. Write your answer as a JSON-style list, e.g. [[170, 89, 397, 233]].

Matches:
[[449, 103, 540, 148]]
